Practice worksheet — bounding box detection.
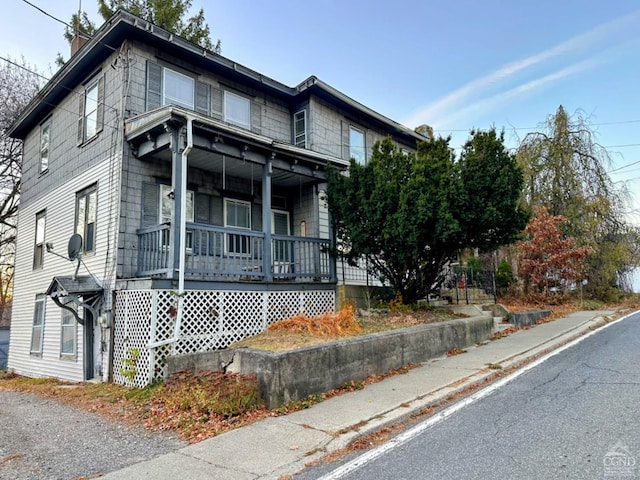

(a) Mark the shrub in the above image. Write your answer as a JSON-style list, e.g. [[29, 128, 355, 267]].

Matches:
[[495, 259, 515, 293]]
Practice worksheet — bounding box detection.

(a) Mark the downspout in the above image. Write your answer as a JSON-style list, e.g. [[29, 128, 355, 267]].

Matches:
[[148, 115, 193, 351], [173, 117, 192, 352]]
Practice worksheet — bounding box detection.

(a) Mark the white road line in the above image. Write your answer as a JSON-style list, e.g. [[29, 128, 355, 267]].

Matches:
[[317, 310, 638, 480]]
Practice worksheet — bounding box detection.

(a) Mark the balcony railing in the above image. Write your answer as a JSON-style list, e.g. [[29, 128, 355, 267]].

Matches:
[[137, 223, 333, 282]]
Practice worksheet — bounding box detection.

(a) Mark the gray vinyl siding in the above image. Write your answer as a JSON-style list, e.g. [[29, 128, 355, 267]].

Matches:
[[292, 184, 324, 238], [20, 51, 123, 207], [307, 95, 412, 162], [9, 158, 118, 382]]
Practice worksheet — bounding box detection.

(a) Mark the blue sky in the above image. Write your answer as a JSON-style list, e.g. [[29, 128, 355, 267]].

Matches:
[[3, 0, 640, 219]]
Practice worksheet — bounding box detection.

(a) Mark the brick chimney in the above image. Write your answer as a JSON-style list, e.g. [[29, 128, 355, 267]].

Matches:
[[71, 33, 90, 56]]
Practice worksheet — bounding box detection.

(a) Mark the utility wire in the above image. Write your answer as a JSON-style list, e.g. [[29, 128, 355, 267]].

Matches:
[[0, 55, 120, 133], [433, 119, 640, 133], [0, 55, 50, 82], [9, 3, 640, 163], [20, 0, 69, 27]]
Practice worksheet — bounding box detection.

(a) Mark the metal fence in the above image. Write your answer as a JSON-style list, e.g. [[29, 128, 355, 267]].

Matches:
[[440, 266, 496, 304]]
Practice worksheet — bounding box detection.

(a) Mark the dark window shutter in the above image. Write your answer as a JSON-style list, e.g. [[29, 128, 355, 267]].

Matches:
[[211, 196, 223, 225], [195, 81, 210, 116], [146, 61, 162, 111], [341, 120, 350, 160], [96, 73, 105, 134], [252, 202, 262, 231], [141, 182, 159, 227], [250, 100, 261, 133], [195, 193, 211, 224], [77, 89, 85, 144], [210, 86, 222, 120]]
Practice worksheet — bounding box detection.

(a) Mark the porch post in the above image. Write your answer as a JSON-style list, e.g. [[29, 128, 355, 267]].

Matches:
[[169, 124, 184, 280], [262, 156, 273, 281]]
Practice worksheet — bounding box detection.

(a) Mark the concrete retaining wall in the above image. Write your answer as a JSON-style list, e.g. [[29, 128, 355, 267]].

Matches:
[[167, 314, 494, 408], [508, 309, 551, 327]]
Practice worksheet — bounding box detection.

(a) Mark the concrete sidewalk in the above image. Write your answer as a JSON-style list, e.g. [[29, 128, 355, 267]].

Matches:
[[102, 309, 623, 480]]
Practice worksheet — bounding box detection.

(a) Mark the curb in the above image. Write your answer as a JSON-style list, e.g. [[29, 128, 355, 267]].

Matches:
[[307, 313, 616, 469]]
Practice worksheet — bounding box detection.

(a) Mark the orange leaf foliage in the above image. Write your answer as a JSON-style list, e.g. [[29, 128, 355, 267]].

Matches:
[[517, 207, 593, 292], [267, 305, 362, 337]]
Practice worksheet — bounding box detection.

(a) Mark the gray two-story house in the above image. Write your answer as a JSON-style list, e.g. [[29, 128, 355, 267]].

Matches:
[[7, 10, 424, 386]]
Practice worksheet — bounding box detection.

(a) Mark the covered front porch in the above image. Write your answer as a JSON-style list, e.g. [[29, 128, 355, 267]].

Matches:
[[125, 106, 343, 285], [137, 223, 332, 282]]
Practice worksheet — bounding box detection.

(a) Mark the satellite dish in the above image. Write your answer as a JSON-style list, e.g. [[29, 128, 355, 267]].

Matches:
[[68, 234, 83, 261]]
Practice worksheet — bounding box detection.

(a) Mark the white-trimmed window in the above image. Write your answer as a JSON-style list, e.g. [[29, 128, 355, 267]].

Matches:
[[30, 295, 45, 355], [40, 118, 51, 173], [224, 198, 251, 254], [78, 73, 104, 144], [76, 184, 97, 254], [33, 210, 46, 270], [349, 126, 366, 164], [84, 79, 99, 139], [293, 110, 307, 148], [163, 68, 195, 110], [160, 185, 194, 248], [60, 305, 77, 357], [224, 91, 251, 129]]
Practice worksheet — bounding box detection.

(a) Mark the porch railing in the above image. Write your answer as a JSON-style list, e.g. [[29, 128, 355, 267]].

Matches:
[[137, 223, 333, 281]]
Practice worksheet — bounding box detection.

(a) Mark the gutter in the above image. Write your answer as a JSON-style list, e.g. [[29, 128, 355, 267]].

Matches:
[[296, 76, 425, 142]]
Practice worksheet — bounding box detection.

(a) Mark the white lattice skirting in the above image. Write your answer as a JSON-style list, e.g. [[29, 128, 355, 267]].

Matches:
[[113, 289, 335, 387]]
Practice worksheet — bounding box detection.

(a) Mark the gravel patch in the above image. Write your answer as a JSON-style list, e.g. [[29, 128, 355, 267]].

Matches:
[[0, 390, 186, 480]]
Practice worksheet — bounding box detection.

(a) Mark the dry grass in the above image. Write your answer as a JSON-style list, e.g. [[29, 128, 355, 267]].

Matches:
[[232, 305, 463, 352], [2, 297, 629, 444], [267, 304, 362, 336]]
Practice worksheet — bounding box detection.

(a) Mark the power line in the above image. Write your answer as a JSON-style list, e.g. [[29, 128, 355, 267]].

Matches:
[[22, 0, 73, 29], [9, 3, 640, 162], [19, 0, 116, 54], [433, 120, 640, 134], [608, 159, 640, 174], [20, 0, 73, 28], [0, 56, 121, 135], [604, 143, 640, 149], [0, 55, 50, 82]]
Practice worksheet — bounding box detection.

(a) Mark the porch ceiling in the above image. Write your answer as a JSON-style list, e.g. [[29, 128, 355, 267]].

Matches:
[[125, 106, 347, 187], [140, 145, 321, 188]]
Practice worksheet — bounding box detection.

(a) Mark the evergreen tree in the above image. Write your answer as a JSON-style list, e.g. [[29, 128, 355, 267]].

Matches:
[[327, 130, 529, 304], [59, 0, 220, 65]]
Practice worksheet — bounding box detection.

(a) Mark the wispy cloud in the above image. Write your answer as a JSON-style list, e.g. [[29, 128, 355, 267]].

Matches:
[[432, 58, 601, 130], [402, 9, 640, 129]]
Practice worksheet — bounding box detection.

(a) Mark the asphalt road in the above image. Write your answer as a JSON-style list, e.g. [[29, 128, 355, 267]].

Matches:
[[303, 312, 640, 480], [0, 390, 186, 480]]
